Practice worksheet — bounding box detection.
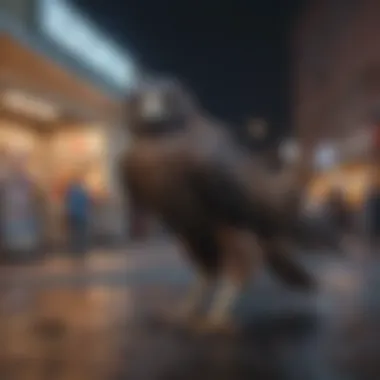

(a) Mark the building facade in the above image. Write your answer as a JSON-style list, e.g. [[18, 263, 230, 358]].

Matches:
[[294, 0, 380, 144], [294, 0, 380, 206], [0, 0, 138, 253]]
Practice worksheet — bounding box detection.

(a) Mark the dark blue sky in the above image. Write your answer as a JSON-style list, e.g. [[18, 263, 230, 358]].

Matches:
[[74, 0, 305, 138]]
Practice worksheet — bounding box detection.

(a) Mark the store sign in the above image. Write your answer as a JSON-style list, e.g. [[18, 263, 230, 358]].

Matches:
[[38, 0, 136, 89]]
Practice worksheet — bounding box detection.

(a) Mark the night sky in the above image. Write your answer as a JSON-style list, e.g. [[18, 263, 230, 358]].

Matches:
[[74, 0, 305, 141]]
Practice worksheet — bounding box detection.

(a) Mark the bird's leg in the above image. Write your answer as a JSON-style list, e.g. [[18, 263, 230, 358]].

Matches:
[[177, 273, 211, 319], [162, 272, 213, 326], [201, 276, 242, 333], [195, 227, 262, 334]]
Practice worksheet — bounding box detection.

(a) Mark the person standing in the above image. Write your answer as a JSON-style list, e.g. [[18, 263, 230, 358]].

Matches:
[[2, 153, 42, 263], [64, 171, 92, 259]]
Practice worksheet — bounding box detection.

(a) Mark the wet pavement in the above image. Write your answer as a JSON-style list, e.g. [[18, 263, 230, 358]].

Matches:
[[0, 244, 379, 380]]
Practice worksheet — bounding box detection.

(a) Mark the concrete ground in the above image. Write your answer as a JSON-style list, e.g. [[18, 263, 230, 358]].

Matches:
[[0, 242, 378, 380]]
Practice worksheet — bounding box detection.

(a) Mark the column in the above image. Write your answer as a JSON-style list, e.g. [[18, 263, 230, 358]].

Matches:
[[104, 122, 130, 244]]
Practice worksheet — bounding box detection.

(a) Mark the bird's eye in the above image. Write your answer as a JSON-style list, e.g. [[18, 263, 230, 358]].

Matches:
[[140, 91, 165, 119]]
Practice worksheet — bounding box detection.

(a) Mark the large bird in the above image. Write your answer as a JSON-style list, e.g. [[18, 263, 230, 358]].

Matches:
[[119, 78, 317, 334]]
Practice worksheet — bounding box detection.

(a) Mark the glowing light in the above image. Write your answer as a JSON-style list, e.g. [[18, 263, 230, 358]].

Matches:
[[315, 143, 338, 171], [1, 90, 60, 122]]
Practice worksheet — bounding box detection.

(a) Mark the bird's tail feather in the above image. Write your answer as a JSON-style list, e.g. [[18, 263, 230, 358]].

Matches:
[[266, 247, 317, 291]]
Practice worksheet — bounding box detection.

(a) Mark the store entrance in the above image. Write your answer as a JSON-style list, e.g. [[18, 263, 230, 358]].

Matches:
[[48, 124, 109, 253], [0, 113, 110, 260], [0, 33, 125, 262], [0, 117, 51, 261]]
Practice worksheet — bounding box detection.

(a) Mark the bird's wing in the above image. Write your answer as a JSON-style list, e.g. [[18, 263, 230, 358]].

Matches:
[[189, 163, 278, 239]]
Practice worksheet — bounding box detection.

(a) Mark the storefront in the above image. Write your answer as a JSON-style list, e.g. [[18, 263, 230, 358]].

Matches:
[[307, 130, 374, 209], [0, 0, 137, 255], [308, 163, 371, 209]]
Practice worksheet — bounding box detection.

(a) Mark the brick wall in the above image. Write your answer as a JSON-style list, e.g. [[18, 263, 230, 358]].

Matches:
[[294, 0, 380, 146]]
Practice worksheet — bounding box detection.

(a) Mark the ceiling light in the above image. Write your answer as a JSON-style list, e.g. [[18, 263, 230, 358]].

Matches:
[[1, 90, 60, 122]]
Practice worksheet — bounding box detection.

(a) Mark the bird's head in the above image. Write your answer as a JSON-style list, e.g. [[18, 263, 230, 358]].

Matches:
[[126, 78, 198, 137]]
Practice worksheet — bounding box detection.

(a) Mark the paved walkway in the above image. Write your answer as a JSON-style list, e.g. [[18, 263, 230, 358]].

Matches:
[[0, 242, 378, 379], [0, 241, 184, 280]]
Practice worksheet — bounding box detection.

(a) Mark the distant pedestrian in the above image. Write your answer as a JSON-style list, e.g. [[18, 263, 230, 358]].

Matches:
[[64, 171, 92, 259], [2, 153, 42, 262]]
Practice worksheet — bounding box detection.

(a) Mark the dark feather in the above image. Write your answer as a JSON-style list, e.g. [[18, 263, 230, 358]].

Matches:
[[120, 79, 315, 287]]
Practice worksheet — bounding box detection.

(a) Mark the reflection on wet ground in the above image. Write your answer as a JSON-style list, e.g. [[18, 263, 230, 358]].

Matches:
[[0, 247, 379, 380]]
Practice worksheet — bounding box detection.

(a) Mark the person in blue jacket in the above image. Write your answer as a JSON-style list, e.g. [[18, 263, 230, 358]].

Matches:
[[65, 170, 92, 257]]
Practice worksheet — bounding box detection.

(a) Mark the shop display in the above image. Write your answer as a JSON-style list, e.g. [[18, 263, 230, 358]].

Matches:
[[50, 126, 108, 195], [0, 117, 120, 252], [308, 163, 371, 208]]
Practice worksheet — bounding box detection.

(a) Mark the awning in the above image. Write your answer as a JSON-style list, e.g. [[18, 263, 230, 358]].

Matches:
[[0, 34, 123, 120]]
